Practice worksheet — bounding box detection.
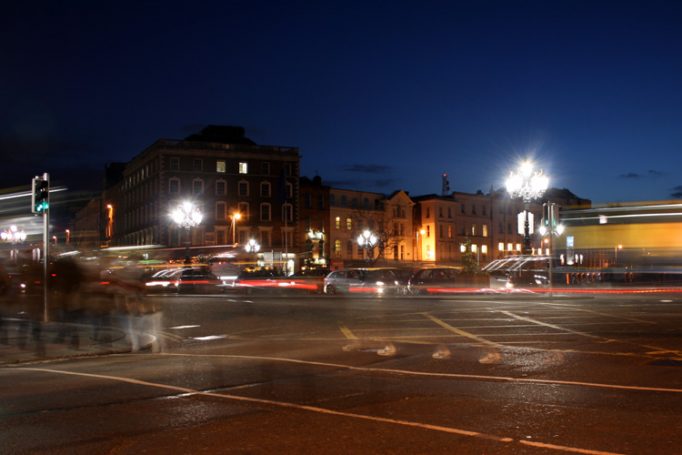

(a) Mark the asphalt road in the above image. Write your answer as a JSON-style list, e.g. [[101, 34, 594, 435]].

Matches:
[[2, 293, 682, 454]]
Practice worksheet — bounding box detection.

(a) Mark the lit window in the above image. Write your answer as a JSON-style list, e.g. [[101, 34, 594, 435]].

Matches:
[[481, 245, 488, 254], [498, 242, 504, 251], [507, 243, 513, 252], [460, 244, 466, 253], [346, 218, 352, 230], [334, 240, 341, 254], [448, 226, 452, 238], [239, 162, 248, 174], [516, 243, 522, 252], [471, 244, 478, 253], [471, 224, 476, 236], [335, 216, 340, 229], [482, 225, 488, 237], [216, 160, 226, 173]]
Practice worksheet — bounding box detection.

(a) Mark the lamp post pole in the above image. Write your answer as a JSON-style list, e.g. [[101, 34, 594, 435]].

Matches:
[[231, 212, 242, 244], [505, 160, 549, 255]]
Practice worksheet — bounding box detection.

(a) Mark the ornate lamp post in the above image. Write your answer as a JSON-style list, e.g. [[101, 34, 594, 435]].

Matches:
[[505, 160, 549, 254], [357, 229, 378, 263], [245, 238, 261, 253], [170, 201, 203, 263]]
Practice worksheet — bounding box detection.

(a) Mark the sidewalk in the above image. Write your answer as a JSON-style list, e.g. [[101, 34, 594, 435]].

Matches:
[[0, 317, 144, 365]]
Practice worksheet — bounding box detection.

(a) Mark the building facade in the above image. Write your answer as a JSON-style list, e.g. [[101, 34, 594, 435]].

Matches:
[[109, 126, 300, 252]]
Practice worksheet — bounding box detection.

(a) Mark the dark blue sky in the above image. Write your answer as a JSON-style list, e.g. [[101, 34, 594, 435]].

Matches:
[[2, 0, 682, 203]]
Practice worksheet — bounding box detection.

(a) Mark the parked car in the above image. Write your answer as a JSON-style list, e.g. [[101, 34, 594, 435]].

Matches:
[[407, 266, 462, 295], [323, 268, 403, 295]]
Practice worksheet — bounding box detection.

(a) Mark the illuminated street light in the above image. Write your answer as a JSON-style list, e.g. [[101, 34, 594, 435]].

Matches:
[[506, 160, 549, 254], [245, 238, 261, 253], [357, 229, 379, 262], [170, 200, 203, 262], [1, 225, 27, 243]]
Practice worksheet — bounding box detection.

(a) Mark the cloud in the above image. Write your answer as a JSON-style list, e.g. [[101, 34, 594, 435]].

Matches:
[[343, 164, 392, 174], [618, 170, 665, 179], [671, 185, 682, 199]]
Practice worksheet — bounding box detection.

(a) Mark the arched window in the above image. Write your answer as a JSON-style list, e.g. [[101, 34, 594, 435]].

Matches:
[[260, 181, 271, 197], [282, 203, 293, 223], [168, 178, 180, 194], [215, 179, 227, 196], [192, 178, 204, 195], [260, 203, 271, 222]]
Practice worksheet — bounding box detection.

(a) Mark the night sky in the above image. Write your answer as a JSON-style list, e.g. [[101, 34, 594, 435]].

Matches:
[[2, 0, 682, 203]]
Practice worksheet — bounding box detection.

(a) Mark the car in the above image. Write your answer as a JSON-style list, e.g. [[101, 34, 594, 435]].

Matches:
[[482, 256, 552, 289], [407, 266, 463, 295], [323, 268, 402, 295], [144, 268, 183, 293], [174, 268, 223, 294]]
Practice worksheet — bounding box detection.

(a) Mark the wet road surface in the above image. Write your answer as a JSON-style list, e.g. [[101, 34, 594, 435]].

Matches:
[[2, 293, 681, 454]]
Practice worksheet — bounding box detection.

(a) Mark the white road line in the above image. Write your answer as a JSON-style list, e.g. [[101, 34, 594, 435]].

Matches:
[[13, 366, 625, 454], [501, 310, 682, 357], [154, 353, 682, 394]]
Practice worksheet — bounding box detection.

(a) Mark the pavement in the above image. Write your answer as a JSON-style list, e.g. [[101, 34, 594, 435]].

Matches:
[[0, 314, 149, 365]]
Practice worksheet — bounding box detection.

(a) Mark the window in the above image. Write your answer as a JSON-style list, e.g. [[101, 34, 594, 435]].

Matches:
[[169, 178, 180, 194], [426, 207, 430, 218], [498, 243, 504, 251], [448, 225, 452, 239], [215, 180, 226, 196], [192, 178, 204, 195], [286, 182, 294, 199], [170, 157, 180, 170], [507, 243, 513, 252], [471, 224, 476, 236], [439, 207, 443, 218], [482, 224, 488, 237], [238, 202, 249, 220], [471, 244, 478, 253], [461, 204, 465, 214], [346, 218, 352, 230], [317, 195, 324, 210], [447, 207, 452, 218], [481, 245, 488, 254], [261, 162, 270, 175], [238, 181, 249, 197], [193, 159, 203, 171], [330, 194, 336, 206], [472, 205, 477, 215], [304, 193, 312, 209], [340, 195, 347, 207], [426, 225, 431, 237], [260, 203, 271, 222], [516, 243, 522, 252], [335, 216, 341, 229], [439, 225, 444, 239], [346, 240, 354, 257], [261, 230, 271, 247], [260, 181, 271, 197], [216, 160, 226, 173], [215, 202, 226, 221], [282, 203, 293, 223], [482, 205, 487, 216], [334, 240, 342, 254], [239, 162, 248, 174]]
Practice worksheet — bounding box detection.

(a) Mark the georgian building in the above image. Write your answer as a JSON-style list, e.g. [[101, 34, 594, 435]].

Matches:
[[108, 126, 300, 251]]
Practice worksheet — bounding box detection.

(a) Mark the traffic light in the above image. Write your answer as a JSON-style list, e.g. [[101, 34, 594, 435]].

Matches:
[[31, 176, 49, 213]]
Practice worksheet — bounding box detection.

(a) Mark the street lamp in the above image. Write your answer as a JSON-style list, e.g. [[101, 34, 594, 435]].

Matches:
[[230, 212, 242, 244], [170, 200, 203, 262], [357, 229, 378, 262], [505, 160, 549, 254], [245, 238, 261, 253]]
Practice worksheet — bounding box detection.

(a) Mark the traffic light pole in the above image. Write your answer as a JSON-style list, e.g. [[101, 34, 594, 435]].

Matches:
[[41, 173, 50, 322]]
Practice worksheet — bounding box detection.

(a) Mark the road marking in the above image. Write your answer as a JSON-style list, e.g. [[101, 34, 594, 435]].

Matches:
[[519, 440, 623, 455], [153, 353, 682, 394], [422, 313, 502, 347], [501, 311, 682, 357], [13, 366, 627, 454], [339, 324, 358, 340], [500, 311, 608, 340], [529, 302, 656, 325]]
